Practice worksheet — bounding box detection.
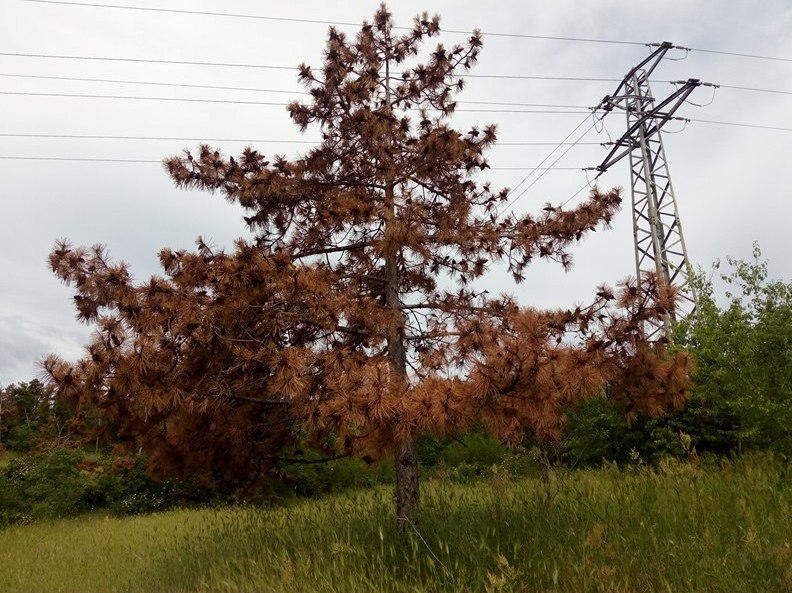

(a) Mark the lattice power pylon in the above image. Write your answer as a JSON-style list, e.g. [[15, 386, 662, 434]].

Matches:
[[596, 42, 710, 340]]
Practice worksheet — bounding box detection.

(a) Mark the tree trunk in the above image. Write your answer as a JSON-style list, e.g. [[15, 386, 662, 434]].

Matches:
[[381, 31, 420, 534], [395, 436, 419, 533]]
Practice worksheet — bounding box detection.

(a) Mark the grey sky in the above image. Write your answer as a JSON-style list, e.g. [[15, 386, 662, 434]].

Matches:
[[1, 0, 791, 384]]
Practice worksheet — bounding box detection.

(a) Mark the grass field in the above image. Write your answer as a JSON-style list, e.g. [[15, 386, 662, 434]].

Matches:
[[0, 450, 17, 467], [1, 454, 791, 592]]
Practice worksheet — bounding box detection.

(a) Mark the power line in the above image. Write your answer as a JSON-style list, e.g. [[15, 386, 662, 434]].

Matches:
[[20, 0, 792, 62], [0, 133, 603, 146], [0, 90, 591, 113], [688, 47, 792, 64], [10, 53, 786, 95], [19, 0, 366, 28], [0, 73, 588, 107], [503, 119, 600, 211], [0, 52, 625, 83], [504, 114, 594, 202], [0, 90, 287, 106], [462, 74, 620, 82], [0, 133, 317, 143], [0, 72, 304, 94], [4, 124, 785, 146], [491, 167, 582, 171], [434, 108, 589, 114], [19, 0, 646, 46], [687, 118, 792, 133], [0, 51, 296, 70], [5, 72, 792, 100], [668, 79, 792, 98], [0, 156, 160, 163], [0, 155, 584, 169], [561, 177, 600, 208], [498, 142, 603, 146], [718, 84, 792, 97]]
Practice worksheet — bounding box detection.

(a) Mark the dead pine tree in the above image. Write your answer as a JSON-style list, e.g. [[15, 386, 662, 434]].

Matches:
[[46, 4, 690, 532]]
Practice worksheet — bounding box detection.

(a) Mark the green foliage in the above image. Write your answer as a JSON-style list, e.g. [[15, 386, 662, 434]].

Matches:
[[563, 396, 702, 466], [413, 429, 512, 484], [0, 380, 75, 453], [415, 428, 508, 468], [565, 245, 792, 466], [0, 449, 16, 467], [4, 423, 38, 453], [113, 428, 522, 504], [678, 243, 792, 453], [2, 453, 791, 593], [0, 434, 524, 524], [438, 430, 508, 467], [0, 448, 175, 525], [284, 455, 394, 498], [562, 397, 628, 466]]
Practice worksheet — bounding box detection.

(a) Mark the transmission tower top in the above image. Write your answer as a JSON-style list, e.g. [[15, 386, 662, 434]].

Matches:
[[594, 43, 711, 341]]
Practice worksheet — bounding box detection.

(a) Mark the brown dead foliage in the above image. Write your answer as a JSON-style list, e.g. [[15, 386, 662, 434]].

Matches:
[[45, 5, 689, 483]]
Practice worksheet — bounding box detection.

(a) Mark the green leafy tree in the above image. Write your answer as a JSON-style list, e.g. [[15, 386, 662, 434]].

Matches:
[[565, 244, 792, 465], [678, 243, 792, 452], [0, 380, 68, 452]]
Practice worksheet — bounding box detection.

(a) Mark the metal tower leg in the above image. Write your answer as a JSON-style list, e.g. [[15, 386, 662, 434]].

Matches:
[[625, 74, 696, 340]]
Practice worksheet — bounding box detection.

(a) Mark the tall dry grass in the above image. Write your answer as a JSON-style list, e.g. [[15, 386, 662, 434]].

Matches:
[[1, 454, 791, 592]]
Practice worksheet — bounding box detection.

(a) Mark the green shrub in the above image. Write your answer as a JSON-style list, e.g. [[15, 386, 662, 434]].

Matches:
[[414, 435, 446, 466], [675, 245, 792, 455], [563, 246, 792, 466], [286, 455, 393, 497], [563, 397, 708, 467], [4, 424, 38, 453], [438, 430, 507, 467], [562, 397, 628, 466], [497, 448, 545, 478], [0, 448, 177, 525]]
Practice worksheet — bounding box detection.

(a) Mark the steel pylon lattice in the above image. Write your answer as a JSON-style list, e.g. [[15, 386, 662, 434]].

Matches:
[[596, 42, 708, 340], [625, 77, 695, 339]]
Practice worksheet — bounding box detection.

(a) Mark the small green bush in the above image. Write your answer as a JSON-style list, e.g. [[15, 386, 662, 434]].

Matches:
[[4, 424, 38, 453], [439, 430, 507, 467], [286, 455, 393, 497], [0, 448, 176, 525]]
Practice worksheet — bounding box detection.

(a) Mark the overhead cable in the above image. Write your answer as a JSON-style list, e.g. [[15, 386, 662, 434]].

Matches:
[[717, 84, 792, 97], [0, 133, 602, 146], [0, 52, 624, 82], [0, 90, 591, 113], [20, 0, 792, 62], [0, 51, 295, 70], [502, 118, 600, 211], [0, 156, 160, 162], [688, 47, 792, 64], [19, 0, 646, 46], [0, 72, 304, 94], [503, 114, 593, 204], [3, 72, 791, 100], [687, 118, 792, 133], [0, 133, 318, 143], [0, 155, 584, 169]]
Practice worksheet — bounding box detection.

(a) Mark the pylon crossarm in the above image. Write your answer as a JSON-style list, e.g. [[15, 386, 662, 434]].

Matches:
[[600, 42, 674, 111], [597, 80, 700, 172]]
